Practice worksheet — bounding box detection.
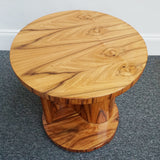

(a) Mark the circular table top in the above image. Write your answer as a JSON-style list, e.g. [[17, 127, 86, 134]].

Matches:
[[10, 10, 148, 100]]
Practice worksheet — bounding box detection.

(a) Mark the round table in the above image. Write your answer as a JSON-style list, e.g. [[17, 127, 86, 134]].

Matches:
[[10, 10, 148, 152]]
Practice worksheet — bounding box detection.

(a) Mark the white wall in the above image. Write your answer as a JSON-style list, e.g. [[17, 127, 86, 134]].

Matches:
[[0, 0, 160, 55]]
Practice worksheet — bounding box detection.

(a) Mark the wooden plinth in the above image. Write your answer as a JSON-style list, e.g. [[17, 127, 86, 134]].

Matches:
[[41, 97, 119, 152]]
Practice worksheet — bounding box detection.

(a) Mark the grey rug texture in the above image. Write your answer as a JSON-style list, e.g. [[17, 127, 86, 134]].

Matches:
[[0, 51, 160, 160]]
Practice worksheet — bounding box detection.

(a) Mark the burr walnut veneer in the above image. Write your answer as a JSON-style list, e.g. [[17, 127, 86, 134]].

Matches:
[[10, 10, 148, 152]]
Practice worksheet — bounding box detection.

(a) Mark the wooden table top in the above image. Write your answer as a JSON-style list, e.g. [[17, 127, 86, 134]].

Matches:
[[10, 10, 148, 100]]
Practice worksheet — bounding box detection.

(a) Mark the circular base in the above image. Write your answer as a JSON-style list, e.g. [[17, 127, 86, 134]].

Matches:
[[42, 103, 119, 152]]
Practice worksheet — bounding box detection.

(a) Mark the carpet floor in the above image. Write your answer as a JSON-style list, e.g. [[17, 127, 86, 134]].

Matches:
[[0, 51, 160, 160]]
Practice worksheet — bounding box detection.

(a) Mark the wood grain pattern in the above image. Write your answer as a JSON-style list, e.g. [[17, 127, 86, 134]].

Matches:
[[73, 95, 115, 123], [41, 94, 115, 124], [10, 10, 148, 152], [42, 102, 119, 152], [10, 10, 148, 102]]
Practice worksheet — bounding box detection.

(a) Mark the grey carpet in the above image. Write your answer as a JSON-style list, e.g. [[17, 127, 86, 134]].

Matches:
[[0, 51, 160, 160]]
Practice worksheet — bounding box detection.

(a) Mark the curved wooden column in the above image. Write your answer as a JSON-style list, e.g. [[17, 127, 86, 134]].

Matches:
[[73, 96, 115, 123], [41, 95, 115, 124]]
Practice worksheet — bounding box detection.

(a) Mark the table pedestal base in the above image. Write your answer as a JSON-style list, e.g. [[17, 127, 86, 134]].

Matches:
[[42, 102, 119, 152]]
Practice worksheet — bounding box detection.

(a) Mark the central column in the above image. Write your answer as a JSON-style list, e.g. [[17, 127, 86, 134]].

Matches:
[[41, 95, 115, 124], [73, 95, 115, 123]]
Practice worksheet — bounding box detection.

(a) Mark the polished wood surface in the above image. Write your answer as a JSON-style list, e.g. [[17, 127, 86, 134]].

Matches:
[[41, 94, 115, 124], [73, 95, 115, 123], [42, 102, 119, 152], [10, 10, 148, 101], [10, 10, 148, 152]]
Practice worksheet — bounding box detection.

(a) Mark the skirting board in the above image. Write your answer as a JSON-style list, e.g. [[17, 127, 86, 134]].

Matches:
[[0, 30, 159, 55]]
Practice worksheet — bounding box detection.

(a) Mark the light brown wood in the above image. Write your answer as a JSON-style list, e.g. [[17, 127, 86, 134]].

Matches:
[[42, 102, 119, 152], [41, 94, 115, 124], [10, 10, 148, 101], [73, 95, 115, 123], [10, 10, 148, 152], [41, 98, 53, 124]]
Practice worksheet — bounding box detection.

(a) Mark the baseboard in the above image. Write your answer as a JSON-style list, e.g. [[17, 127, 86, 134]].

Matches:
[[0, 30, 159, 55], [0, 30, 19, 51], [142, 34, 160, 55]]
